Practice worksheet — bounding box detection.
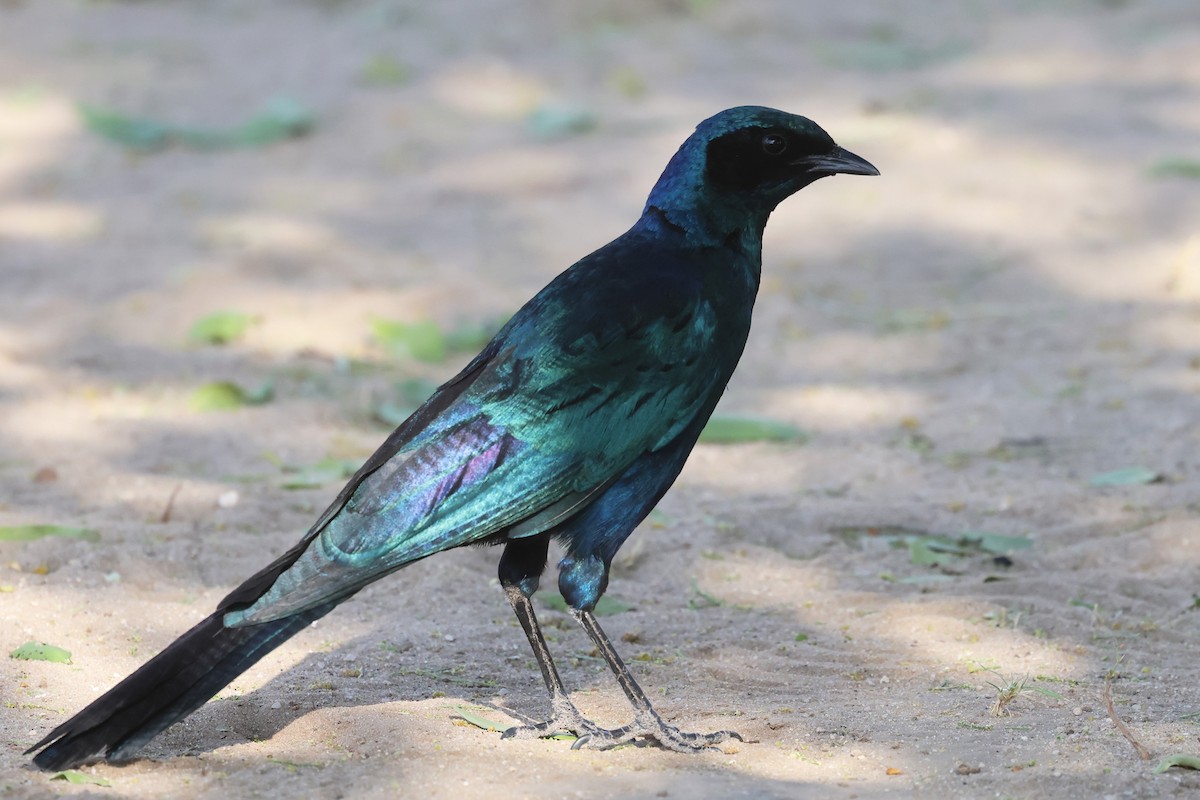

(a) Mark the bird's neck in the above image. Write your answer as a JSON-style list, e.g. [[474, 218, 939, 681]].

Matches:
[[634, 205, 764, 296], [642, 202, 768, 257]]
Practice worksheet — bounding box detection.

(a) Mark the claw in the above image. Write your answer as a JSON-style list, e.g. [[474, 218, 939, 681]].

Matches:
[[566, 712, 740, 753], [499, 698, 622, 743]]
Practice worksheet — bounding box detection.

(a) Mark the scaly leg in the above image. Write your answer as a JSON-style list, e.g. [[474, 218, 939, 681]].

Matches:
[[498, 538, 616, 741], [568, 608, 742, 752]]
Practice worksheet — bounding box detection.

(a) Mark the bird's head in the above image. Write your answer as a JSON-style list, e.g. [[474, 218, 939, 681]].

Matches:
[[645, 106, 878, 245]]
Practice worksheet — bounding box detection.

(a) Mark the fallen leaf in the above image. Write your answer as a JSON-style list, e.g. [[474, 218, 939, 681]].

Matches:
[[11, 641, 72, 664], [1153, 754, 1200, 773], [50, 770, 111, 786], [1148, 158, 1200, 180], [1088, 467, 1162, 487], [371, 319, 447, 363], [907, 537, 942, 566], [80, 97, 313, 152], [527, 105, 597, 139], [965, 532, 1035, 554], [189, 381, 274, 412], [453, 706, 507, 733], [0, 525, 99, 543], [359, 54, 411, 87], [188, 310, 256, 345]]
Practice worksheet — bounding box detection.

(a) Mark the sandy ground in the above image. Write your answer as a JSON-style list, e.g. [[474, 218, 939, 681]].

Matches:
[[2, 1, 1199, 798]]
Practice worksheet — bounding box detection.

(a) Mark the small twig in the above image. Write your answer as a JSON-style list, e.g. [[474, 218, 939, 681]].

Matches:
[[160, 483, 183, 524], [1104, 678, 1152, 761]]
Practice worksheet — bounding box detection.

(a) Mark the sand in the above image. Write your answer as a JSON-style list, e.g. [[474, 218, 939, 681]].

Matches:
[[1, 1, 1199, 798]]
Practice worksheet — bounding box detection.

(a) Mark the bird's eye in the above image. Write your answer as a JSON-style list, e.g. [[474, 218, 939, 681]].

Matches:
[[761, 133, 788, 156]]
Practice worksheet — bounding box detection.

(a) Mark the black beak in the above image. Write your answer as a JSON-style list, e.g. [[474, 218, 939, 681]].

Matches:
[[799, 145, 880, 177]]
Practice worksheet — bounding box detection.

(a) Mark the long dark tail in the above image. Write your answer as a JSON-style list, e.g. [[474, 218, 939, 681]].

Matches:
[[27, 599, 340, 771]]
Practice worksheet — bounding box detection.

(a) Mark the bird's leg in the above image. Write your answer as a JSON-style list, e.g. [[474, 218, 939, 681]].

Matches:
[[569, 608, 742, 752], [497, 539, 615, 741]]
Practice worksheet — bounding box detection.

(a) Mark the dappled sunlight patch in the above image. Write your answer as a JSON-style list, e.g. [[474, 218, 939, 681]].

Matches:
[[723, 738, 918, 787], [430, 60, 545, 119], [0, 400, 112, 451], [0, 202, 103, 241], [771, 331, 949, 377], [778, 383, 928, 432], [688, 545, 839, 609], [199, 213, 338, 253], [429, 147, 578, 195], [0, 92, 78, 189], [1091, 517, 1200, 573], [872, 608, 1084, 686], [0, 327, 43, 388], [252, 177, 373, 216], [683, 544, 1087, 688]]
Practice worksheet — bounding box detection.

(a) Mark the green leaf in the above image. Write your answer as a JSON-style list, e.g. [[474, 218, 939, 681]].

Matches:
[[227, 96, 314, 148], [907, 537, 942, 566], [1148, 158, 1200, 180], [454, 706, 506, 733], [917, 535, 969, 555], [280, 457, 361, 489], [188, 311, 256, 345], [832, 524, 928, 546], [1089, 467, 1162, 487], [1153, 754, 1200, 773], [842, 527, 1035, 566], [79, 104, 170, 151], [526, 105, 597, 139], [0, 525, 99, 543], [371, 319, 447, 363], [50, 770, 111, 786], [189, 381, 274, 412], [360, 54, 411, 87], [11, 641, 72, 664], [699, 416, 808, 444], [610, 66, 648, 99], [79, 96, 314, 153]]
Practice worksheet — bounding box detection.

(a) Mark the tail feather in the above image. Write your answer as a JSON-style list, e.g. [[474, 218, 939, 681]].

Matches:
[[27, 599, 340, 771]]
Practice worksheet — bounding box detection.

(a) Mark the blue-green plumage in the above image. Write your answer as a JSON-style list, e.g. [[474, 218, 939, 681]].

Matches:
[[28, 106, 878, 769]]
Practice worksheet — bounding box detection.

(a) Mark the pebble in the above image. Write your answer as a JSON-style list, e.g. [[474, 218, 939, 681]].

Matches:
[[217, 490, 239, 508]]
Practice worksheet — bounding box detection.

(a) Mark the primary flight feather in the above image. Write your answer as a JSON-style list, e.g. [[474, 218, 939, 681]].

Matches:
[[29, 105, 877, 769]]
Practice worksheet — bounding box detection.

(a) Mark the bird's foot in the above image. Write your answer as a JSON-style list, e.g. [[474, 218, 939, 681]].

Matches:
[[501, 697, 617, 742], [571, 711, 742, 753]]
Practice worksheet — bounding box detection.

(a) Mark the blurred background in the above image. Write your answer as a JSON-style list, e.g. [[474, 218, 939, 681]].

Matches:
[[1, 1, 1198, 797]]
